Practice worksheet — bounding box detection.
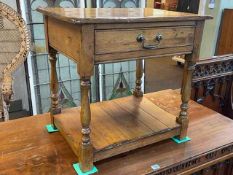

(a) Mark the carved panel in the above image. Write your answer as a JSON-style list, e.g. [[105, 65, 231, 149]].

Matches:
[[152, 143, 233, 175], [191, 55, 233, 118], [193, 55, 233, 82]]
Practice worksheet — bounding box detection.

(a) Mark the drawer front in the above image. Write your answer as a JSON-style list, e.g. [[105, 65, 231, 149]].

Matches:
[[95, 26, 195, 55]]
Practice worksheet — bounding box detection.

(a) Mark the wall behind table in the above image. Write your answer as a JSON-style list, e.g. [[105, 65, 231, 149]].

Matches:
[[200, 0, 233, 58]]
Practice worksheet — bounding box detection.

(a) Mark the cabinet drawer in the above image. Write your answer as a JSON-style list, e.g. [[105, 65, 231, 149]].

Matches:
[[95, 27, 195, 55]]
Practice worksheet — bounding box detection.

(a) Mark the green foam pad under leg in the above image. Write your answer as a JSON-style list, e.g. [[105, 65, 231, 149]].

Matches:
[[171, 136, 191, 144], [46, 124, 58, 133], [73, 163, 98, 175]]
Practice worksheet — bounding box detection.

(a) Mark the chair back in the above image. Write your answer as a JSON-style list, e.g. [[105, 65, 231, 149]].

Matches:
[[0, 2, 30, 120]]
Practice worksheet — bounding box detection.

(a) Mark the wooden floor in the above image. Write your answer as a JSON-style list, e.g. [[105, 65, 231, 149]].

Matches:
[[54, 92, 180, 161], [1, 89, 233, 174]]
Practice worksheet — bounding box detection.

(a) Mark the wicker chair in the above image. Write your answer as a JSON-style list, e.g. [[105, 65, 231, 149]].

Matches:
[[0, 2, 30, 121]]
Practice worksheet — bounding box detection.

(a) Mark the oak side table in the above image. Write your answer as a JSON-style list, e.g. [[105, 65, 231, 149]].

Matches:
[[37, 8, 211, 174]]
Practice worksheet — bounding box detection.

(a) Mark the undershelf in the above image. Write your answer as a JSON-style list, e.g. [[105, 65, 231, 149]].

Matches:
[[54, 90, 181, 162]]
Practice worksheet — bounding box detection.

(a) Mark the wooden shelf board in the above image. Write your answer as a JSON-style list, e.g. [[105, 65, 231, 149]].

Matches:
[[54, 91, 181, 162]]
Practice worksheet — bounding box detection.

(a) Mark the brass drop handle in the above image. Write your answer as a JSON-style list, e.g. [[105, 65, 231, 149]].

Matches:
[[136, 33, 163, 50]]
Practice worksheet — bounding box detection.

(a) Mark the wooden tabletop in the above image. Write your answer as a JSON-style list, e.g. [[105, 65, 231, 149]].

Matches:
[[0, 89, 233, 174], [37, 8, 212, 24]]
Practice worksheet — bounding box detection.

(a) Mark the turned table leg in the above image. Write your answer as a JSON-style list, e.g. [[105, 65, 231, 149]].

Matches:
[[133, 59, 143, 97], [177, 57, 195, 139], [180, 61, 187, 95], [79, 78, 93, 172], [49, 47, 61, 129]]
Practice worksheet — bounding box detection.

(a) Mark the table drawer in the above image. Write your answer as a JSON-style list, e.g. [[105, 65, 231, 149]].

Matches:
[[95, 26, 195, 55]]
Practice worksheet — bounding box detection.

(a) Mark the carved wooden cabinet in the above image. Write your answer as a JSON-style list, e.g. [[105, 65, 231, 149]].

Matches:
[[37, 8, 211, 173], [191, 54, 233, 119]]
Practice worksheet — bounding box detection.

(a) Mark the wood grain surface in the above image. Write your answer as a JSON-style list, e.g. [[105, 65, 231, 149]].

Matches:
[[34, 8, 214, 174], [54, 92, 180, 162], [0, 90, 233, 174], [216, 9, 233, 55], [37, 8, 212, 24], [95, 26, 194, 54]]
